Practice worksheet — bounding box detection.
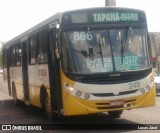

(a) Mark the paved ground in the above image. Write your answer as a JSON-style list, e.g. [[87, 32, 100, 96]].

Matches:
[[0, 74, 12, 101]]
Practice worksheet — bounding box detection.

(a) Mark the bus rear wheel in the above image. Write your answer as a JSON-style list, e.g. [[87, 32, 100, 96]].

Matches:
[[108, 110, 123, 118], [44, 93, 53, 120], [12, 83, 21, 105]]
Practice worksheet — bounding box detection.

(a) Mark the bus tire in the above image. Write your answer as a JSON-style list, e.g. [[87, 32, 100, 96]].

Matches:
[[12, 83, 21, 105], [44, 92, 53, 120], [108, 110, 123, 118]]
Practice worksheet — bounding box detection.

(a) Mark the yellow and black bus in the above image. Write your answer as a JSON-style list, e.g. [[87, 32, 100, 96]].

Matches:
[[2, 7, 156, 120]]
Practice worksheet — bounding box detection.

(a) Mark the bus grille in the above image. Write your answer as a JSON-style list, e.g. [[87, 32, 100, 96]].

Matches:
[[95, 99, 136, 110], [91, 89, 138, 97]]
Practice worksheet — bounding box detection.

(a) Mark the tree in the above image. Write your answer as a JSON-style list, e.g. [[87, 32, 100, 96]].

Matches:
[[0, 42, 4, 68]]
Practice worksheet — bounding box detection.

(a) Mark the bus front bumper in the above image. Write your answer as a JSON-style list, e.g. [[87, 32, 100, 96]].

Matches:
[[63, 88, 156, 116]]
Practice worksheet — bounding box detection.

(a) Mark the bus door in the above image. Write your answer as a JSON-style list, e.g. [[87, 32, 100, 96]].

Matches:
[[48, 28, 62, 113], [6, 49, 11, 96], [21, 41, 29, 101]]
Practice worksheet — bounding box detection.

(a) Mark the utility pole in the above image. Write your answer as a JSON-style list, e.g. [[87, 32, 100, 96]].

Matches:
[[105, 0, 116, 6]]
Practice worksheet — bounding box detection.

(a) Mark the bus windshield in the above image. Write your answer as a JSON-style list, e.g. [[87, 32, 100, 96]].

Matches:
[[62, 28, 150, 74]]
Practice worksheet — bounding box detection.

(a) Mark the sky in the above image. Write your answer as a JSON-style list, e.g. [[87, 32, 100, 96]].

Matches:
[[0, 0, 160, 42]]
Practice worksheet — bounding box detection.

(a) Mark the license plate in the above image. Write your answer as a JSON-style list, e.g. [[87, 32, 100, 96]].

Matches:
[[110, 100, 123, 107]]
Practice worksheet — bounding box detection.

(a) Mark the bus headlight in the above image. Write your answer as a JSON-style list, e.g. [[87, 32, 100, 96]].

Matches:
[[140, 88, 145, 93], [146, 85, 151, 90], [65, 83, 74, 92], [84, 93, 90, 99], [76, 91, 82, 97], [146, 81, 154, 91], [64, 83, 91, 99]]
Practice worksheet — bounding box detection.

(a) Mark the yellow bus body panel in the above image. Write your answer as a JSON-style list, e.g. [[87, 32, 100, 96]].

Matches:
[[63, 87, 156, 116], [61, 69, 156, 116]]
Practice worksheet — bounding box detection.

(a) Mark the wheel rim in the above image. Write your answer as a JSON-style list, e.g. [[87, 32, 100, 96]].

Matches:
[[45, 95, 53, 120], [45, 97, 51, 113]]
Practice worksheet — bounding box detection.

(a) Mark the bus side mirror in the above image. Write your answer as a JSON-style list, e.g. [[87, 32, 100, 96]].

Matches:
[[55, 46, 60, 59]]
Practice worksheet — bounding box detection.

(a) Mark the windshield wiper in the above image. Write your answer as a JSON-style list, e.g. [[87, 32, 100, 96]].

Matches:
[[87, 28, 101, 54], [72, 47, 94, 60], [120, 27, 131, 63], [87, 28, 104, 65], [72, 49, 88, 57]]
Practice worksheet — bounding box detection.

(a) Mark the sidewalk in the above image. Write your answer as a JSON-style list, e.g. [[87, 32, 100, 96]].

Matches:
[[0, 91, 12, 101], [0, 74, 12, 101]]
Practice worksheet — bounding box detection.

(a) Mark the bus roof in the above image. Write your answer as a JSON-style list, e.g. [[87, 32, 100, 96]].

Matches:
[[3, 12, 62, 48], [3, 7, 145, 48], [63, 6, 145, 15]]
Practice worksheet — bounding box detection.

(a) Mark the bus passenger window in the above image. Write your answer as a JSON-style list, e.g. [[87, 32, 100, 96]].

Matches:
[[15, 44, 21, 66], [29, 35, 37, 64], [37, 30, 48, 63], [10, 46, 16, 67]]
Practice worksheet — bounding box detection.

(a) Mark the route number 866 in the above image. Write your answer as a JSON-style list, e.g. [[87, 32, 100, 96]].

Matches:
[[73, 32, 92, 41]]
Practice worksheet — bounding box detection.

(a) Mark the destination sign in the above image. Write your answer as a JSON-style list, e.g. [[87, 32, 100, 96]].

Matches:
[[62, 8, 145, 25], [92, 12, 138, 22], [86, 55, 140, 72]]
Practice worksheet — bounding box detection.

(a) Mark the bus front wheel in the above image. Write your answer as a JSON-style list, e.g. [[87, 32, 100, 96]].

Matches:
[[44, 93, 53, 120], [108, 110, 123, 118]]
